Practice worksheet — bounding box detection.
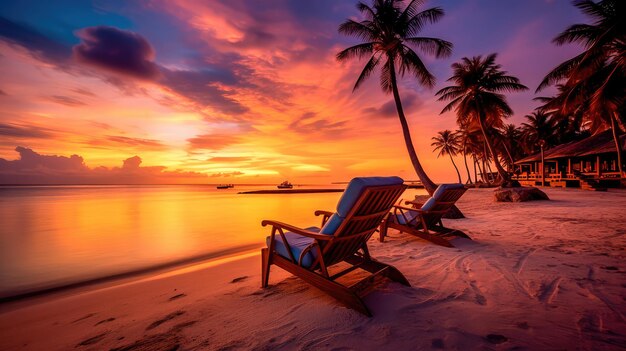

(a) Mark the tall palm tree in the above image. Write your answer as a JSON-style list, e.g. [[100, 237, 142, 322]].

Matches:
[[535, 85, 588, 144], [436, 54, 528, 186], [538, 0, 626, 176], [431, 130, 462, 183], [337, 0, 452, 195], [499, 124, 523, 169], [520, 111, 558, 154], [456, 125, 474, 183]]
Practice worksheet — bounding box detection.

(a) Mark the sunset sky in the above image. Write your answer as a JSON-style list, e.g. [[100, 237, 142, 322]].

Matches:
[[0, 0, 585, 184]]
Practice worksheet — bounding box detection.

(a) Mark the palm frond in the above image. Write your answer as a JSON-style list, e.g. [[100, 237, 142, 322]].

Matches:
[[353, 54, 382, 91], [405, 37, 452, 58], [336, 42, 376, 62]]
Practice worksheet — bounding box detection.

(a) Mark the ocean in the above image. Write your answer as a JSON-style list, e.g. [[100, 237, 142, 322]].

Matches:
[[0, 184, 424, 299]]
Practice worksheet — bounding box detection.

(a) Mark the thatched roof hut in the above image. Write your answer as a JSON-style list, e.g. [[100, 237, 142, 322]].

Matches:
[[515, 130, 625, 164]]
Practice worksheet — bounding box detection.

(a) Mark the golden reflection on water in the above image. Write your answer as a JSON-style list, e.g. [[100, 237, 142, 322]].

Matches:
[[0, 185, 425, 296]]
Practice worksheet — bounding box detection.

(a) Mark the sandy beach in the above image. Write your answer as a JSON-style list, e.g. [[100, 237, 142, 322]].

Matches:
[[1, 187, 625, 350]]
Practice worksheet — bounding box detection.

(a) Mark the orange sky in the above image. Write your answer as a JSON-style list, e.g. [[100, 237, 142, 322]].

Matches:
[[0, 0, 584, 184]]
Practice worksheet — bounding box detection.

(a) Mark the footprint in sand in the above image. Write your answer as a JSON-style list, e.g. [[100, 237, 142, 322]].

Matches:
[[94, 317, 115, 326], [231, 276, 249, 283], [168, 293, 187, 301], [76, 333, 107, 347], [431, 338, 445, 349], [146, 310, 186, 331], [72, 313, 96, 323], [485, 334, 508, 344]]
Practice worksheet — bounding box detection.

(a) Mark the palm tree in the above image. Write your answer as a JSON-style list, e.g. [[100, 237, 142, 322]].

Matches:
[[436, 54, 528, 186], [520, 111, 557, 154], [337, 0, 452, 195], [499, 124, 523, 169], [538, 0, 626, 176], [456, 125, 475, 183], [535, 85, 588, 144], [431, 130, 462, 183]]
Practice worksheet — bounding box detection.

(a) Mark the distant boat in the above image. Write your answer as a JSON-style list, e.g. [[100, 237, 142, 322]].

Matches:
[[216, 184, 234, 189], [277, 181, 293, 189]]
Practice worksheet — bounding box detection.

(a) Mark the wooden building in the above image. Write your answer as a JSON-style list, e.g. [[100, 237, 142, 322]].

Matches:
[[513, 130, 625, 190]]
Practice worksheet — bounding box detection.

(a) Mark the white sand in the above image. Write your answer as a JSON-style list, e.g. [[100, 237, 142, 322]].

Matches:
[[1, 188, 625, 350]]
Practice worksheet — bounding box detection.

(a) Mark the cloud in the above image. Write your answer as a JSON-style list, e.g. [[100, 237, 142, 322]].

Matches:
[[49, 95, 86, 107], [288, 112, 347, 136], [208, 171, 244, 177], [187, 133, 241, 150], [0, 16, 70, 65], [161, 67, 249, 115], [0, 123, 56, 139], [73, 26, 160, 79], [71, 88, 96, 97], [0, 147, 207, 184], [208, 156, 251, 163], [0, 88, 7, 96], [362, 93, 424, 118], [88, 135, 167, 151]]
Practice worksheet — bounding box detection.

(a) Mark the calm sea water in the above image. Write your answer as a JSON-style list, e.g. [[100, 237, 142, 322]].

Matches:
[[0, 184, 424, 299]]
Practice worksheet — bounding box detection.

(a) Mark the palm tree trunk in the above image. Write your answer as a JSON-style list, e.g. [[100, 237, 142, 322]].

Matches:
[[388, 59, 463, 217], [473, 155, 478, 183], [611, 112, 624, 177], [479, 158, 486, 182], [501, 142, 514, 171], [448, 153, 462, 183], [478, 112, 510, 184], [482, 144, 489, 184], [388, 59, 437, 194], [463, 151, 472, 184]]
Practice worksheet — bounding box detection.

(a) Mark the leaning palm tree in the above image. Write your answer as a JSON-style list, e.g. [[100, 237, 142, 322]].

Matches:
[[431, 130, 462, 183], [499, 124, 523, 169], [537, 0, 626, 176], [337, 0, 452, 195], [436, 53, 528, 186]]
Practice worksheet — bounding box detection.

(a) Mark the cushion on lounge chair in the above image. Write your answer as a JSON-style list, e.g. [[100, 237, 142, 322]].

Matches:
[[319, 213, 342, 234], [267, 226, 321, 268], [394, 210, 418, 225], [421, 183, 465, 211], [317, 176, 404, 235], [336, 176, 404, 217]]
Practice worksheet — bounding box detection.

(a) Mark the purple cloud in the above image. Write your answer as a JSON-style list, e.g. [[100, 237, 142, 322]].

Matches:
[[187, 133, 241, 151], [0, 123, 56, 139], [362, 93, 424, 119], [73, 26, 160, 79], [288, 112, 347, 136], [49, 95, 86, 107], [0, 16, 70, 65], [0, 147, 207, 184]]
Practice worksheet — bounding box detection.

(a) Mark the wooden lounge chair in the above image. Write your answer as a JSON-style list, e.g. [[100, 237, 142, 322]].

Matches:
[[261, 176, 409, 316], [379, 183, 469, 247]]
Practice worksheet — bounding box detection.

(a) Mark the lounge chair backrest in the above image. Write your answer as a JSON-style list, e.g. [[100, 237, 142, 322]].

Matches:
[[419, 183, 466, 227], [318, 177, 406, 267]]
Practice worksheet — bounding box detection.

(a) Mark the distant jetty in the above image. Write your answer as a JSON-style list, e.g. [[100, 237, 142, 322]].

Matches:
[[238, 189, 344, 194]]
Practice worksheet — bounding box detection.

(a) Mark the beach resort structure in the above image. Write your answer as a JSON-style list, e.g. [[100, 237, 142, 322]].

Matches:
[[513, 130, 625, 190]]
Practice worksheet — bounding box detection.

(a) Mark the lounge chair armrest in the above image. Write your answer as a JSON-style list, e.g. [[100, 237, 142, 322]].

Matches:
[[393, 204, 423, 213], [261, 220, 333, 240], [314, 210, 334, 217], [314, 210, 334, 226], [404, 200, 424, 207]]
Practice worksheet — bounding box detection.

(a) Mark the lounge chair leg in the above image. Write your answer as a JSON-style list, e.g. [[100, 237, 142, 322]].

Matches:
[[379, 214, 390, 242], [261, 248, 271, 288], [384, 265, 411, 287]]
